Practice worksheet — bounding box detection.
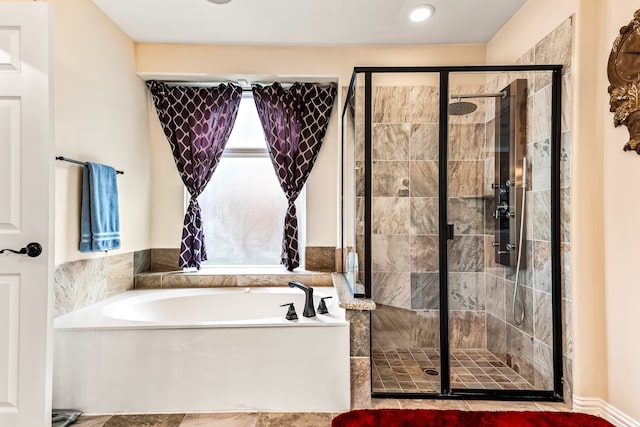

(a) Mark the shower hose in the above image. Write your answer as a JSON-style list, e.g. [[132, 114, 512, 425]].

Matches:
[[512, 157, 527, 326]]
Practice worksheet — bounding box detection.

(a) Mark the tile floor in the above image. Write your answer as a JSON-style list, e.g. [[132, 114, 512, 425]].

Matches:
[[372, 348, 535, 393], [72, 399, 571, 427]]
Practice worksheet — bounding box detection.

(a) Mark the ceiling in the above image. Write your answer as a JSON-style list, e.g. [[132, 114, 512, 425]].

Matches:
[[90, 0, 527, 46]]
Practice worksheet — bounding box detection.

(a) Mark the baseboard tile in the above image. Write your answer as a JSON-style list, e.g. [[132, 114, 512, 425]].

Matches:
[[573, 395, 639, 427]]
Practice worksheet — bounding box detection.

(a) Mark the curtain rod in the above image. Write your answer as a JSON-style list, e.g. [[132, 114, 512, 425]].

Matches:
[[55, 156, 124, 175]]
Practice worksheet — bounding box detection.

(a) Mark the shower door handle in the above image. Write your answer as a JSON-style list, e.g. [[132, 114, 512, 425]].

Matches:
[[446, 224, 454, 240]]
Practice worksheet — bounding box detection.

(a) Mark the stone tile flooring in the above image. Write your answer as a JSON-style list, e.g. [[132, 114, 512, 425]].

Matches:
[[73, 400, 571, 427], [372, 348, 535, 393]]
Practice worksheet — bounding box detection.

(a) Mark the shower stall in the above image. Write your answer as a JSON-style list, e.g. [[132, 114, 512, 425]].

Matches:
[[341, 65, 563, 401]]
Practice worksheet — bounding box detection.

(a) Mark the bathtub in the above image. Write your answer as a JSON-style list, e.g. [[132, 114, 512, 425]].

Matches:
[[53, 287, 350, 414]]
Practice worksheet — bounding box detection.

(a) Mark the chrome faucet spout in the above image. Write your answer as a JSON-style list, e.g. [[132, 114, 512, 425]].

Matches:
[[288, 281, 316, 317]]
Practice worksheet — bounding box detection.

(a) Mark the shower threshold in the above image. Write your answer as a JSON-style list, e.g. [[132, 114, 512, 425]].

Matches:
[[372, 348, 534, 394]]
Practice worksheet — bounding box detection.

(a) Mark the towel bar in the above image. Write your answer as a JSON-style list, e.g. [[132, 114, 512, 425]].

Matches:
[[56, 156, 124, 175]]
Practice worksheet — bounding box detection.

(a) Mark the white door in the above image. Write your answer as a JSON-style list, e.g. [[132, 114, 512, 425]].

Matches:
[[0, 3, 53, 427]]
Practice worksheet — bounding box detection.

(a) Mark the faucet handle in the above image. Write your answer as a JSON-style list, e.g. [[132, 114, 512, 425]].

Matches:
[[317, 296, 333, 315], [280, 303, 298, 321]]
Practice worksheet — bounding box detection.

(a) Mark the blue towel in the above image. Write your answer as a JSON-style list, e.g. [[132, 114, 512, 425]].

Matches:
[[79, 162, 121, 252]]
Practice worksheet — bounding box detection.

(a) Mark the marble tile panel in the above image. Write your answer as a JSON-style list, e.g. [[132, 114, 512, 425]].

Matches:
[[564, 297, 573, 359], [347, 309, 371, 357], [372, 235, 410, 272], [465, 401, 541, 411], [409, 86, 439, 123], [562, 243, 571, 300], [561, 187, 570, 243], [356, 124, 364, 162], [505, 324, 535, 385], [532, 190, 551, 241], [534, 290, 553, 346], [351, 357, 372, 409], [163, 274, 237, 288], [563, 356, 573, 405], [411, 272, 439, 310], [135, 273, 163, 289], [487, 314, 507, 361], [151, 248, 181, 272], [534, 16, 573, 83], [410, 124, 439, 160], [104, 414, 185, 427], [256, 412, 333, 427], [448, 161, 484, 197], [448, 235, 484, 273], [486, 274, 506, 320], [561, 131, 571, 188], [180, 413, 259, 427], [371, 272, 411, 309], [371, 304, 439, 350], [410, 197, 438, 235], [356, 161, 364, 197], [533, 240, 552, 293], [372, 197, 410, 235], [534, 339, 554, 390], [448, 197, 484, 235], [562, 73, 571, 133], [449, 123, 485, 161], [532, 138, 551, 192], [505, 279, 534, 335], [410, 235, 439, 272], [516, 47, 535, 66], [372, 161, 409, 197], [54, 258, 108, 317], [448, 272, 485, 311], [532, 85, 552, 143], [485, 118, 496, 157], [355, 85, 365, 125], [409, 161, 438, 197], [373, 124, 410, 160], [305, 246, 336, 271], [134, 249, 151, 274], [107, 252, 134, 296], [483, 235, 506, 279], [449, 311, 486, 349], [373, 86, 409, 123], [356, 197, 364, 235]]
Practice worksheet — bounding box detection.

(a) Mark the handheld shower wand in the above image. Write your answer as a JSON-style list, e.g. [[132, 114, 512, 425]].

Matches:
[[512, 157, 527, 326]]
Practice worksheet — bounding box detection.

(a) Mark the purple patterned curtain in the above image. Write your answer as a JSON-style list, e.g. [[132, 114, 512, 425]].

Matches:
[[147, 81, 242, 269], [252, 82, 336, 271]]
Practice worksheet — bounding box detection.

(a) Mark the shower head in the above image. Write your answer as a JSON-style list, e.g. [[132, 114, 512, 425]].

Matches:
[[448, 91, 507, 116], [448, 100, 477, 116]]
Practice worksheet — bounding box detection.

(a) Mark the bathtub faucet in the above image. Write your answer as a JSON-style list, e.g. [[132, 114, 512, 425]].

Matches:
[[288, 281, 316, 317]]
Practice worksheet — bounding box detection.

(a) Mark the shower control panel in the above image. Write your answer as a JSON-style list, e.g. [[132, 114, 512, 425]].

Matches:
[[493, 79, 527, 269]]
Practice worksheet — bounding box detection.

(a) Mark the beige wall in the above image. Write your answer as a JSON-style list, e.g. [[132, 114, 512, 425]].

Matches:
[[600, 2, 640, 423], [50, 0, 151, 263], [137, 43, 487, 248]]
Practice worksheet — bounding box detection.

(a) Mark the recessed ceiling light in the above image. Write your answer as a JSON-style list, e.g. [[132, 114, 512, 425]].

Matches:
[[205, 0, 232, 4], [409, 4, 436, 22]]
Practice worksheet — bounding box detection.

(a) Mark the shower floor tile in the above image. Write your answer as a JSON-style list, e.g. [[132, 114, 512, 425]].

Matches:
[[372, 348, 534, 394]]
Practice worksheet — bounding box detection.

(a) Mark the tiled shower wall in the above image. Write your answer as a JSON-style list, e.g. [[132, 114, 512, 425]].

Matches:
[[483, 16, 573, 398]]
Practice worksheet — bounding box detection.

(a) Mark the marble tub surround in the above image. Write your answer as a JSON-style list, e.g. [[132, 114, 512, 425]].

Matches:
[[305, 246, 337, 271], [135, 269, 333, 289], [54, 251, 138, 317]]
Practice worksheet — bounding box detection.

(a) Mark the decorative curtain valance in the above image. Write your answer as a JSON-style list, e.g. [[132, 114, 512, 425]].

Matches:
[[252, 82, 337, 270], [147, 80, 242, 269]]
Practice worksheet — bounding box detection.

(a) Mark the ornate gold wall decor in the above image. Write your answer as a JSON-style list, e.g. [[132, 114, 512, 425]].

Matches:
[[608, 9, 640, 154]]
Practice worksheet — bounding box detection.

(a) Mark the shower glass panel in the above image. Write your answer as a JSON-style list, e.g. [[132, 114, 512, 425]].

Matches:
[[343, 65, 562, 401], [367, 72, 442, 395]]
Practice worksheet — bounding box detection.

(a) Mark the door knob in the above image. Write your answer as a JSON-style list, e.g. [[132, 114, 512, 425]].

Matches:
[[0, 242, 43, 257]]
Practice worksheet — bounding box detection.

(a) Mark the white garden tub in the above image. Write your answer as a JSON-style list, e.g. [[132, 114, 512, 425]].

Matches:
[[53, 287, 350, 414]]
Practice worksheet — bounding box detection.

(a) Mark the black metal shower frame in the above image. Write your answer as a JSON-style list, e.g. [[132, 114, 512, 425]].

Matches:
[[341, 64, 564, 402]]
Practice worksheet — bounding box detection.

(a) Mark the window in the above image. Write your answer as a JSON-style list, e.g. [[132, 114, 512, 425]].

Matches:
[[198, 93, 305, 266]]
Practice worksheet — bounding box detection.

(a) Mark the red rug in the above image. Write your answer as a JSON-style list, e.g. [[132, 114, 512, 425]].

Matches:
[[331, 409, 615, 427]]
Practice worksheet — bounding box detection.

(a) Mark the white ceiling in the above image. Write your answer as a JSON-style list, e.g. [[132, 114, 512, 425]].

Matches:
[[90, 0, 527, 46]]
